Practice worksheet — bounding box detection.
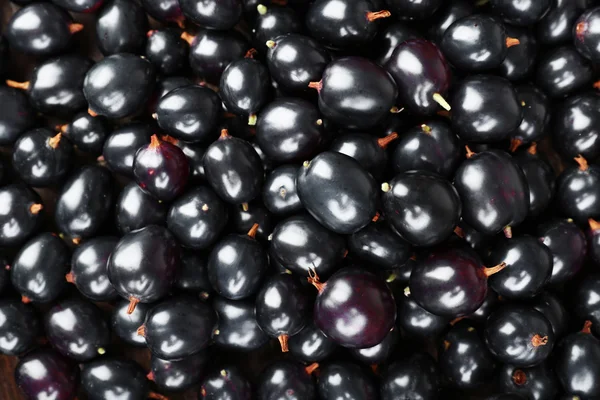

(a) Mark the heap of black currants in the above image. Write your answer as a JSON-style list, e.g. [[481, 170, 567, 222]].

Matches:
[[1, 0, 600, 399]]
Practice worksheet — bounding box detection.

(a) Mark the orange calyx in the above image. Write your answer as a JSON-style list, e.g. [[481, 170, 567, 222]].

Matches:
[[589, 219, 600, 232], [220, 129, 230, 139], [512, 369, 527, 386], [509, 138, 522, 152], [527, 142, 537, 155], [69, 23, 84, 34], [21, 296, 31, 304], [483, 262, 507, 277], [245, 48, 257, 58], [278, 334, 289, 352], [582, 320, 593, 334], [366, 10, 391, 22], [29, 203, 43, 214], [506, 37, 520, 48], [377, 132, 398, 149], [146, 30, 157, 38], [48, 132, 62, 149], [343, 249, 349, 258], [576, 21, 587, 40], [160, 135, 179, 145], [305, 363, 319, 375], [372, 212, 380, 222], [465, 145, 475, 159], [65, 272, 75, 284], [308, 81, 323, 91], [56, 124, 68, 134], [594, 80, 600, 90], [503, 226, 513, 239], [5, 80, 30, 90], [453, 226, 465, 239], [88, 108, 98, 117], [149, 134, 161, 149], [127, 297, 140, 314], [531, 334, 548, 347], [574, 154, 589, 171], [180, 32, 195, 45], [449, 316, 465, 326], [72, 237, 81, 245], [247, 223, 259, 238], [148, 392, 169, 400], [147, 371, 154, 381], [136, 325, 146, 337], [307, 266, 326, 293]]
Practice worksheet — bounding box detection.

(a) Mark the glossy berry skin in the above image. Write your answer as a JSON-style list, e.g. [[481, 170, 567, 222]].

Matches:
[[167, 186, 228, 250], [256, 98, 325, 163], [180, 0, 241, 30], [572, 275, 600, 335], [382, 171, 461, 246], [376, 22, 421, 65], [314, 57, 397, 130], [531, 291, 569, 339], [536, 46, 592, 99], [499, 26, 538, 81], [484, 305, 554, 367], [156, 85, 221, 143], [116, 182, 166, 235], [69, 237, 119, 302], [266, 34, 331, 94], [212, 296, 269, 351], [441, 15, 512, 71], [511, 85, 549, 146], [314, 268, 396, 348], [514, 145, 555, 211], [490, 0, 551, 26], [15, 350, 78, 400], [152, 76, 193, 110], [538, 0, 583, 46], [12, 128, 73, 187], [111, 299, 151, 347], [141, 0, 183, 25], [18, 55, 92, 118], [288, 322, 337, 363], [252, 4, 301, 49], [270, 214, 346, 278], [141, 296, 216, 360], [298, 151, 378, 234], [553, 92, 600, 161], [51, 0, 105, 13], [348, 221, 411, 270], [317, 362, 377, 400], [555, 324, 600, 397], [102, 122, 153, 177], [175, 251, 212, 294], [84, 54, 156, 119], [95, 0, 148, 55], [306, 0, 391, 50], [255, 273, 309, 350], [454, 150, 529, 236], [590, 224, 600, 266], [385, 39, 451, 115], [451, 76, 522, 143], [392, 120, 461, 178], [45, 297, 111, 361], [230, 203, 272, 243], [428, 1, 473, 44], [203, 133, 263, 205], [410, 248, 495, 317], [55, 166, 114, 241], [81, 358, 154, 400], [539, 219, 587, 285], [0, 299, 40, 356], [146, 29, 188, 75], [385, 0, 442, 20], [487, 235, 553, 299], [350, 328, 398, 364], [200, 367, 252, 400], [0, 87, 35, 145], [258, 361, 316, 400], [107, 225, 180, 309], [498, 363, 558, 400], [555, 159, 600, 224], [330, 133, 393, 180], [0, 184, 43, 247], [6, 3, 81, 56], [61, 112, 109, 155], [439, 320, 496, 389], [397, 292, 450, 338], [150, 353, 207, 393], [208, 230, 268, 300], [174, 140, 206, 182], [220, 58, 270, 123], [262, 165, 302, 215], [188, 30, 248, 84], [11, 233, 70, 303], [133, 135, 189, 202], [574, 7, 600, 62], [381, 352, 439, 400]]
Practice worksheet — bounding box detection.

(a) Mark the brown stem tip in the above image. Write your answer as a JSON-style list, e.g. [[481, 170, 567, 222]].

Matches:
[[220, 129, 230, 139], [147, 392, 169, 400], [527, 142, 537, 155], [5, 80, 30, 90], [48, 132, 62, 149], [509, 138, 522, 152], [305, 363, 319, 375], [127, 297, 140, 314], [582, 320, 593, 334], [69, 23, 84, 34], [147, 371, 154, 381], [366, 10, 391, 22], [531, 334, 548, 347], [576, 21, 587, 40], [149, 134, 161, 149], [21, 296, 31, 304], [308, 81, 322, 91], [594, 80, 600, 90], [372, 212, 380, 222], [377, 132, 398, 149], [65, 272, 75, 284], [146, 30, 157, 38], [247, 223, 259, 238], [88, 108, 98, 117], [512, 369, 527, 386], [278, 334, 289, 352], [245, 48, 257, 58], [574, 154, 589, 171], [589, 219, 600, 232], [307, 266, 326, 293], [136, 325, 146, 337], [506, 37, 520, 48], [29, 203, 43, 214], [180, 32, 195, 45], [453, 226, 465, 239], [465, 145, 475, 159], [483, 262, 507, 277]]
